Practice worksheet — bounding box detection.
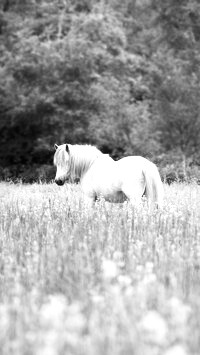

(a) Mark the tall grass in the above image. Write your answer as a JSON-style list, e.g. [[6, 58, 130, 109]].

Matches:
[[0, 182, 200, 355]]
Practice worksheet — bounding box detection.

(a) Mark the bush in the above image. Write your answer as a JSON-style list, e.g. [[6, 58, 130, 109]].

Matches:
[[0, 164, 56, 183]]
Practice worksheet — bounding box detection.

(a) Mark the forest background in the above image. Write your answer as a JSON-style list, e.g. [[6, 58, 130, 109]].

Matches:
[[1, 0, 200, 183]]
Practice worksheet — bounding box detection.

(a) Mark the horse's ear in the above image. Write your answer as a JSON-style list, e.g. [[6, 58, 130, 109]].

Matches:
[[66, 144, 69, 153], [54, 144, 58, 150]]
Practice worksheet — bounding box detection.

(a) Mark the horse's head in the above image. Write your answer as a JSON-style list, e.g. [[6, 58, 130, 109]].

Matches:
[[54, 143, 70, 186], [54, 143, 103, 186]]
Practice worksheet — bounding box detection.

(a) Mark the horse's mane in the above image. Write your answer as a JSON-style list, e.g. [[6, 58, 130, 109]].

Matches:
[[69, 145, 103, 179], [55, 144, 103, 180]]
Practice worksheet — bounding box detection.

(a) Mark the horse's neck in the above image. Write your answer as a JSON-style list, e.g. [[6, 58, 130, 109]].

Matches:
[[98, 154, 114, 162], [88, 154, 114, 171], [71, 151, 103, 179]]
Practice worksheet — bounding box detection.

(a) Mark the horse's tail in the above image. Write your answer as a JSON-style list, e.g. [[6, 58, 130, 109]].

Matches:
[[143, 162, 164, 208]]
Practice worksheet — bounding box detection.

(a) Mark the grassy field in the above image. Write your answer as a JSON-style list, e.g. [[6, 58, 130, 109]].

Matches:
[[0, 181, 200, 355]]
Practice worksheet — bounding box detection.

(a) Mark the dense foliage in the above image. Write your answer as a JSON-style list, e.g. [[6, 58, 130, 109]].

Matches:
[[1, 0, 200, 181]]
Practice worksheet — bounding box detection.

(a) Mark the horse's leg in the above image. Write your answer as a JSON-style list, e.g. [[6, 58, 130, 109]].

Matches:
[[121, 181, 145, 206], [80, 180, 96, 208], [83, 194, 96, 208]]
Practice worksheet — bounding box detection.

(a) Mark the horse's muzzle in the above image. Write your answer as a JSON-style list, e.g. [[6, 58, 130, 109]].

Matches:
[[55, 179, 64, 186]]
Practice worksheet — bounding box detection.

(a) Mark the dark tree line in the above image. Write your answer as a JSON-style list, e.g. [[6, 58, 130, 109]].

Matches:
[[1, 0, 200, 182]]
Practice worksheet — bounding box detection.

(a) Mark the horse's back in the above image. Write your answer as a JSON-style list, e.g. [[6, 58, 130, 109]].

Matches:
[[117, 155, 154, 167], [116, 156, 152, 178], [86, 155, 151, 187]]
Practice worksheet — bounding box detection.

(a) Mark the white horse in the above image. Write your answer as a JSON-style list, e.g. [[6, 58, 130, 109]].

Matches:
[[54, 143, 164, 207]]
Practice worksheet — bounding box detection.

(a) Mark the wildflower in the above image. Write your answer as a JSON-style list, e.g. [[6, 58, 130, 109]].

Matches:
[[0, 305, 9, 339], [117, 275, 132, 288], [90, 292, 105, 305], [143, 272, 157, 285], [102, 258, 118, 280], [164, 345, 187, 355], [39, 295, 67, 329], [65, 302, 86, 334], [145, 261, 154, 273], [139, 310, 168, 345], [38, 295, 86, 354], [167, 297, 191, 326]]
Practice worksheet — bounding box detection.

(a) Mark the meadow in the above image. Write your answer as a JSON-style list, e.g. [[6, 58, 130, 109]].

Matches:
[[0, 181, 200, 355]]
